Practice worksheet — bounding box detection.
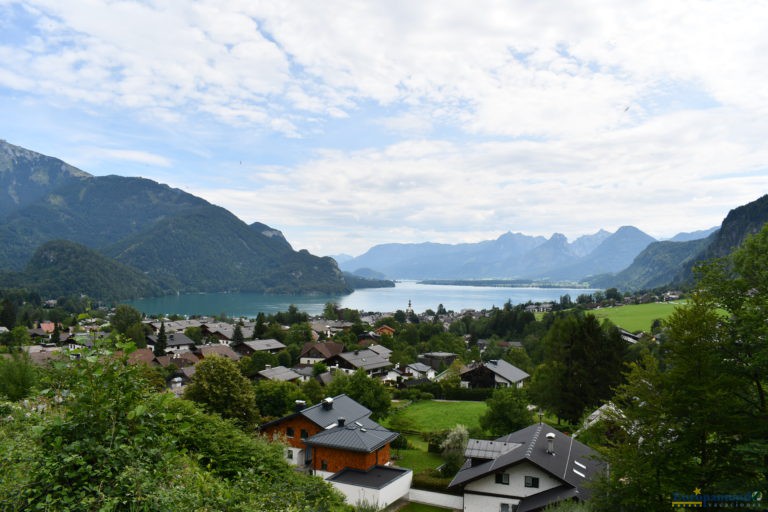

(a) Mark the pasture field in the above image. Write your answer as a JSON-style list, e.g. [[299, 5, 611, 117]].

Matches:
[[590, 301, 684, 332], [386, 400, 488, 433]]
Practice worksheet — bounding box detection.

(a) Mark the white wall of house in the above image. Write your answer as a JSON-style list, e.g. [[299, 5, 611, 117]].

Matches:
[[329, 471, 412, 509], [463, 493, 520, 512], [284, 447, 304, 466], [464, 461, 561, 497]]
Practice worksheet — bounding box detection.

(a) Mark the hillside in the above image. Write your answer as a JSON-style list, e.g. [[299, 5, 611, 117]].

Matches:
[[592, 194, 768, 290], [674, 194, 768, 283], [0, 140, 91, 217], [0, 240, 165, 300], [0, 140, 350, 298], [589, 235, 712, 290]]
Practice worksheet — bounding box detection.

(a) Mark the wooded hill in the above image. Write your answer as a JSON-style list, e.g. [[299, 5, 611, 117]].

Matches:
[[0, 140, 353, 300]]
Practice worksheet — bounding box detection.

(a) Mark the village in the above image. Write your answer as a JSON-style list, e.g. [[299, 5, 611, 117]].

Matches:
[[0, 293, 665, 512]]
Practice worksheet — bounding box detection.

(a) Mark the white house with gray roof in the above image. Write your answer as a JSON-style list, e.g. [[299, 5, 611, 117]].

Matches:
[[449, 423, 604, 512]]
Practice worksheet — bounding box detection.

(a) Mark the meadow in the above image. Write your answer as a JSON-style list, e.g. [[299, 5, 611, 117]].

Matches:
[[589, 301, 684, 332]]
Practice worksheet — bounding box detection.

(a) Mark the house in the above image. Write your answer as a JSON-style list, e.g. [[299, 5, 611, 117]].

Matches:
[[237, 338, 287, 355], [374, 325, 396, 337], [418, 352, 459, 371], [201, 322, 254, 342], [260, 395, 411, 508], [406, 362, 435, 380], [460, 359, 530, 389], [299, 341, 344, 365], [257, 365, 302, 382], [618, 328, 641, 344], [149, 332, 196, 353], [449, 423, 604, 512], [148, 319, 202, 333], [127, 348, 156, 366], [154, 350, 199, 369], [326, 349, 392, 377], [197, 344, 240, 362]]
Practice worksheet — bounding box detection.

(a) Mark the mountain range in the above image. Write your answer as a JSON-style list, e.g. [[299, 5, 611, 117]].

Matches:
[[2, 140, 766, 299], [340, 196, 768, 291], [0, 140, 352, 300], [339, 226, 660, 282]]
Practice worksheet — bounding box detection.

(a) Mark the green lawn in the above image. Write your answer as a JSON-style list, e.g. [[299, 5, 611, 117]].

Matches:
[[384, 400, 488, 433], [589, 301, 685, 332], [392, 436, 444, 473]]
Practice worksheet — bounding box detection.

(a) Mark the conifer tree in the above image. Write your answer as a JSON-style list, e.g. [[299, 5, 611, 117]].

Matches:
[[154, 321, 167, 356]]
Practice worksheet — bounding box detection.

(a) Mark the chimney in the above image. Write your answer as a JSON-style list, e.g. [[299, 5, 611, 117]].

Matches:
[[338, 417, 346, 427], [294, 400, 306, 412], [322, 397, 334, 410], [546, 432, 556, 454], [265, 364, 272, 370]]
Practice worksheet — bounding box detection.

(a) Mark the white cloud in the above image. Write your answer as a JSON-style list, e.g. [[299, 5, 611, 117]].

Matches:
[[2, 0, 768, 256], [190, 103, 768, 255]]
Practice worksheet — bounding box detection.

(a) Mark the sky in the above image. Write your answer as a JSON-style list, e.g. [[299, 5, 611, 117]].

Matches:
[[1, 1, 767, 257]]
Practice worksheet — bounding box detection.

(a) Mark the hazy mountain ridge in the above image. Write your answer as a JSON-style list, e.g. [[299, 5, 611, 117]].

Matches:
[[341, 227, 660, 282], [0, 140, 350, 298]]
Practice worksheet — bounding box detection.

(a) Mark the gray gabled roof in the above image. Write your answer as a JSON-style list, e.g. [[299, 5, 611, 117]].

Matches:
[[407, 362, 433, 374], [304, 416, 398, 453], [300, 394, 372, 429], [258, 365, 301, 382], [449, 423, 604, 499], [244, 339, 286, 352], [462, 359, 529, 384], [367, 344, 392, 357], [335, 349, 392, 371]]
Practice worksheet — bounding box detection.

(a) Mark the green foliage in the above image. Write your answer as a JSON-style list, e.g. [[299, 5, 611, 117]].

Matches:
[[111, 304, 143, 334], [14, 240, 165, 301], [0, 349, 350, 511], [439, 424, 469, 475], [480, 386, 534, 437], [184, 356, 259, 427], [529, 313, 626, 424], [154, 321, 167, 356], [0, 297, 17, 328], [253, 380, 306, 420], [183, 325, 203, 343], [238, 351, 279, 379], [0, 352, 38, 400], [326, 369, 391, 420], [592, 225, 768, 511]]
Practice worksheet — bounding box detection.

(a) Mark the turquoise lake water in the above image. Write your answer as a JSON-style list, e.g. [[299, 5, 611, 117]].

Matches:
[[127, 281, 595, 317]]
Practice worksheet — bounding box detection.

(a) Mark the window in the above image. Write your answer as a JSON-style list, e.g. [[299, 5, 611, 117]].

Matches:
[[500, 505, 510, 512], [286, 449, 293, 460], [300, 429, 308, 439], [524, 476, 539, 488], [495, 473, 509, 485], [286, 427, 294, 437], [321, 460, 328, 471]]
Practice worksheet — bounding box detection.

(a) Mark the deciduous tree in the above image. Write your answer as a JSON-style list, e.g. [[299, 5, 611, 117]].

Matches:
[[184, 356, 259, 426]]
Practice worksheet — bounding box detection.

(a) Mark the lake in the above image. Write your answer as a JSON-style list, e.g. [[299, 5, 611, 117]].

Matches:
[[127, 281, 596, 318]]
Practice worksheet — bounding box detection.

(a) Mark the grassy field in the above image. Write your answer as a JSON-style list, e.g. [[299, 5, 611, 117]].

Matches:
[[589, 301, 685, 332], [385, 400, 488, 433]]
